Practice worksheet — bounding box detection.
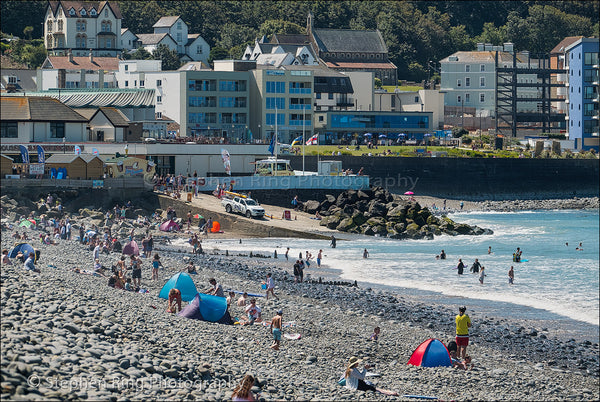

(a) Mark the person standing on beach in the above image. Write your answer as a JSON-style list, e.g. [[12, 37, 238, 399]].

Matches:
[[130, 254, 142, 290], [331, 235, 336, 248], [457, 259, 465, 275], [92, 240, 101, 263], [317, 250, 323, 268], [508, 266, 514, 285], [265, 273, 278, 300], [455, 306, 471, 359], [270, 310, 283, 350], [152, 253, 163, 281], [363, 249, 369, 259], [285, 247, 289, 261], [460, 201, 464, 211], [293, 260, 301, 283]]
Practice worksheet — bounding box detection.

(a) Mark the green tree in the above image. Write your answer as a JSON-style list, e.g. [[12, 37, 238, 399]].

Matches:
[[129, 47, 153, 60], [23, 26, 33, 40], [152, 44, 181, 71], [475, 22, 507, 45], [407, 62, 427, 82], [208, 46, 229, 66], [374, 77, 382, 88], [216, 22, 257, 52], [258, 19, 304, 39]]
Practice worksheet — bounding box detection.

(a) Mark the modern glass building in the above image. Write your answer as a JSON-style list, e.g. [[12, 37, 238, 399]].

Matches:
[[565, 38, 599, 151]]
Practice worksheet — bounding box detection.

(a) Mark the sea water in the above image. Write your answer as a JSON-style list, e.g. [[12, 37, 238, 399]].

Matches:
[[178, 210, 599, 337]]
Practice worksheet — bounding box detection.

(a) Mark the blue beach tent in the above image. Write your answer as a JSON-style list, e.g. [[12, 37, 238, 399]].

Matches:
[[8, 243, 37, 261], [407, 338, 452, 367], [178, 292, 230, 323], [159, 272, 198, 302]]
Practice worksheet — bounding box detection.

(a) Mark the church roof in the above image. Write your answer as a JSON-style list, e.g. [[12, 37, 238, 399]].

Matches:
[[312, 28, 388, 54]]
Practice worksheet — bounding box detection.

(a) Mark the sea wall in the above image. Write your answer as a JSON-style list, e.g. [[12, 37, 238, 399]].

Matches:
[[288, 156, 600, 200]]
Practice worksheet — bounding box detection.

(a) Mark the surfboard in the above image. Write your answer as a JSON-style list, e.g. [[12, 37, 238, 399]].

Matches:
[[402, 396, 438, 400]]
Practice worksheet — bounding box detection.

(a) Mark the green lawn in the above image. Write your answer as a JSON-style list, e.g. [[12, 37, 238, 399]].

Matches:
[[381, 85, 423, 92], [289, 145, 528, 158]]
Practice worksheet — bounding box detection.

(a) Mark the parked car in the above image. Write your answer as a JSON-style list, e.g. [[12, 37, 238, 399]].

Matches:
[[222, 196, 265, 218]]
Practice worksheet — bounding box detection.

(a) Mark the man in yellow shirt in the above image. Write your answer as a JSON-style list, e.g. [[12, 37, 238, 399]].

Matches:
[[455, 306, 472, 359]]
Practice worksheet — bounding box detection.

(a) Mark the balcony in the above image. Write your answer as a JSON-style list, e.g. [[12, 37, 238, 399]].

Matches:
[[289, 104, 311, 110], [289, 88, 311, 94], [556, 87, 567, 96], [556, 73, 567, 82]]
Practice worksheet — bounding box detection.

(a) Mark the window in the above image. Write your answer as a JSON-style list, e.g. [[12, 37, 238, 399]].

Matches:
[[90, 8, 96, 16], [106, 39, 111, 48], [124, 80, 129, 87], [465, 65, 470, 72], [465, 77, 470, 87], [157, 96, 162, 103], [318, 115, 324, 122], [584, 69, 598, 83], [124, 65, 129, 71], [177, 22, 182, 30], [265, 113, 285, 125], [80, 8, 86, 15], [584, 86, 597, 99], [8, 76, 17, 84], [176, 32, 182, 42], [266, 81, 285, 93], [104, 9, 108, 17], [47, 20, 53, 32], [156, 112, 162, 119], [414, 96, 419, 103], [480, 77, 485, 87], [465, 93, 470, 103], [156, 79, 162, 87], [219, 80, 247, 91], [480, 93, 485, 102], [76, 34, 87, 48], [196, 45, 202, 54], [316, 93, 321, 99], [328, 93, 334, 100], [265, 97, 285, 109], [76, 20, 86, 31], [69, 8, 75, 16], [0, 121, 18, 138], [584, 120, 598, 134], [584, 52, 599, 65], [457, 95, 462, 103], [139, 80, 145, 87], [457, 79, 462, 87], [57, 20, 63, 31], [480, 64, 485, 72], [50, 122, 65, 138], [101, 21, 112, 32]]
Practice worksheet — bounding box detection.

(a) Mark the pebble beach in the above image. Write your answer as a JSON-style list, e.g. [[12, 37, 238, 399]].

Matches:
[[2, 217, 599, 401]]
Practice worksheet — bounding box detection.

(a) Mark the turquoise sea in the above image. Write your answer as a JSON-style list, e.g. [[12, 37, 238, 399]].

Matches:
[[181, 210, 600, 339]]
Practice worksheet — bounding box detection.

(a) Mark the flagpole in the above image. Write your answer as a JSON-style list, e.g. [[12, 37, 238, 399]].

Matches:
[[302, 107, 305, 175], [274, 106, 278, 165]]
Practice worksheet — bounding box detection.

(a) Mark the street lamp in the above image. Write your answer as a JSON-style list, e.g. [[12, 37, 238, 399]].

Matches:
[[62, 137, 66, 153], [258, 124, 261, 144]]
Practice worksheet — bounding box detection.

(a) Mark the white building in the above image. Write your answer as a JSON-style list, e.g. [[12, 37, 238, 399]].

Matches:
[[120, 28, 139, 51], [136, 33, 178, 55], [44, 1, 122, 57], [37, 53, 119, 90], [440, 43, 538, 117]]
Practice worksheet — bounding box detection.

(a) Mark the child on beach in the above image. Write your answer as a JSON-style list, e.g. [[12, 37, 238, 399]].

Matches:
[[167, 288, 182, 313], [244, 299, 262, 324], [508, 266, 514, 285], [270, 310, 283, 350], [370, 326, 381, 341], [152, 254, 163, 281], [265, 273, 278, 300], [237, 292, 248, 307], [479, 266, 486, 284], [2, 249, 12, 266]]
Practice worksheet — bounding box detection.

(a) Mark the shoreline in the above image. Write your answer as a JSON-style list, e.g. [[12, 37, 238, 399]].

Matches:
[[179, 238, 599, 343]]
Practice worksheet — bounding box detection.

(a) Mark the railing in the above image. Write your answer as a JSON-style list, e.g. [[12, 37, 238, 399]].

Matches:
[[1, 177, 146, 189], [289, 88, 311, 94]]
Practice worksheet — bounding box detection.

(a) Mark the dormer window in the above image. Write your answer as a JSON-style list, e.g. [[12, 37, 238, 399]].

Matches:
[[90, 8, 96, 16], [69, 8, 75, 16], [80, 8, 86, 16]]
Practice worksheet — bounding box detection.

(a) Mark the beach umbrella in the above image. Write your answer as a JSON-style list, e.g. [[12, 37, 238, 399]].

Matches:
[[404, 191, 414, 195], [379, 134, 387, 139], [364, 133, 373, 137], [194, 214, 203, 219], [86, 230, 97, 237], [122, 240, 140, 256]]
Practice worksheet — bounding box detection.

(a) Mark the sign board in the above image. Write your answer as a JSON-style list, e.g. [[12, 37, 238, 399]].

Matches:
[[92, 180, 104, 189], [29, 164, 44, 175], [284, 210, 291, 220]]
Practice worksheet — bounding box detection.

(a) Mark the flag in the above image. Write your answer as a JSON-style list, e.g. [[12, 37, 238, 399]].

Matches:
[[268, 133, 275, 156], [221, 148, 231, 176], [305, 134, 318, 145], [92, 148, 99, 156], [74, 145, 81, 155], [19, 145, 29, 164], [291, 135, 303, 146], [37, 145, 45, 164]]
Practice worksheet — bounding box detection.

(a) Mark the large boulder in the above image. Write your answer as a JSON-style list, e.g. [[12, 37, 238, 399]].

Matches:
[[303, 200, 321, 214], [455, 224, 473, 235], [366, 217, 386, 227], [336, 218, 355, 232], [346, 190, 359, 204], [335, 193, 350, 208], [351, 211, 367, 227], [319, 195, 336, 211], [354, 200, 369, 212], [426, 215, 440, 226], [326, 214, 342, 229], [357, 190, 371, 201], [386, 205, 407, 222], [368, 201, 388, 217]]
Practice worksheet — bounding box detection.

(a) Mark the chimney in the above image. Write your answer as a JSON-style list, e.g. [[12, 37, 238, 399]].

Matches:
[[503, 42, 514, 53], [67, 49, 73, 63], [484, 43, 493, 51], [89, 49, 94, 63], [477, 42, 484, 51]]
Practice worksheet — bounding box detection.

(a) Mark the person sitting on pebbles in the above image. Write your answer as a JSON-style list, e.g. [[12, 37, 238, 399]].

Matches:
[[231, 374, 258, 401], [2, 249, 12, 266], [343, 357, 398, 396], [237, 292, 248, 307], [244, 299, 262, 325], [23, 252, 40, 273]]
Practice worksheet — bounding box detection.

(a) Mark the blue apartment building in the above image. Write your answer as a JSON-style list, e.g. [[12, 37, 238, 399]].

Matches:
[[565, 38, 599, 151]]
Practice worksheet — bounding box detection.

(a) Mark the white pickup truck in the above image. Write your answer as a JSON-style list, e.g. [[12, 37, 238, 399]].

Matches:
[[222, 196, 265, 218]]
